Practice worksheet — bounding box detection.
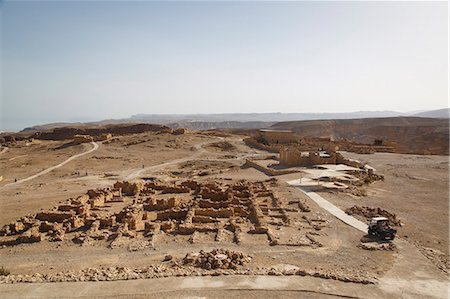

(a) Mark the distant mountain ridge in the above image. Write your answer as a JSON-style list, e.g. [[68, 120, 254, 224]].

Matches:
[[130, 110, 407, 123], [270, 116, 449, 155], [17, 108, 448, 132], [412, 108, 449, 118]]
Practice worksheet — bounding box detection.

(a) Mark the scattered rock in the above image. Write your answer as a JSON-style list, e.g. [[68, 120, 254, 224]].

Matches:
[[182, 249, 252, 270], [358, 241, 397, 251], [345, 206, 402, 226]]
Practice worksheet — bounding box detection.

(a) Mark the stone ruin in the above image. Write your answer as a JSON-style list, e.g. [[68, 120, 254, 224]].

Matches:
[[245, 133, 396, 155], [0, 179, 325, 249], [73, 134, 93, 144], [279, 147, 364, 168], [182, 249, 252, 270], [345, 206, 402, 227]]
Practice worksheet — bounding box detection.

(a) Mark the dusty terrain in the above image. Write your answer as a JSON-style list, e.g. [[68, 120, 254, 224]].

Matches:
[[270, 117, 449, 155], [319, 151, 449, 273], [0, 129, 448, 298]]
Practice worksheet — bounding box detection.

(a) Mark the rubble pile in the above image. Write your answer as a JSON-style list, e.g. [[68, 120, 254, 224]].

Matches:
[[343, 186, 368, 197], [208, 141, 236, 151], [346, 170, 384, 185], [417, 246, 450, 274], [183, 249, 252, 270], [345, 206, 402, 226], [0, 263, 375, 285], [358, 242, 397, 251]]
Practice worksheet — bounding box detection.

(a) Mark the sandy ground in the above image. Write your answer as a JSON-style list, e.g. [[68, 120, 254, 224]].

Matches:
[[0, 275, 391, 299], [317, 151, 449, 271], [0, 131, 448, 298]]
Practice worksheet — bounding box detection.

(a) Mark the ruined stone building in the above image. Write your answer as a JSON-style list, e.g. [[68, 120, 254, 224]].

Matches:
[[73, 134, 94, 144], [0, 179, 323, 249], [258, 130, 299, 144], [279, 147, 362, 168]]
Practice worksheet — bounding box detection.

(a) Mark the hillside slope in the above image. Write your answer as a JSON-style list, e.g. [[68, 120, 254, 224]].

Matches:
[[270, 117, 449, 155], [413, 108, 449, 119]]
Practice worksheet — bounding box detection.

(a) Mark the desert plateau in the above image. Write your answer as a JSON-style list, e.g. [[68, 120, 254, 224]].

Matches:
[[0, 119, 448, 298], [1, 1, 448, 298]]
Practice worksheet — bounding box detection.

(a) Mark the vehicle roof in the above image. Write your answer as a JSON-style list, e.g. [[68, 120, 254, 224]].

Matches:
[[371, 217, 389, 221]]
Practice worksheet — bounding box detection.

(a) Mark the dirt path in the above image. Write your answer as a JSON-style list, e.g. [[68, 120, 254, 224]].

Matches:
[[124, 140, 212, 180], [0, 147, 8, 155], [287, 179, 368, 232], [2, 142, 99, 188], [378, 238, 449, 298], [0, 275, 385, 299], [124, 137, 264, 180]]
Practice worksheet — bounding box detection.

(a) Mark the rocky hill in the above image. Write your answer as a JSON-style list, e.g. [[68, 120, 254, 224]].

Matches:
[[1, 124, 171, 142], [413, 108, 449, 119], [270, 117, 449, 155]]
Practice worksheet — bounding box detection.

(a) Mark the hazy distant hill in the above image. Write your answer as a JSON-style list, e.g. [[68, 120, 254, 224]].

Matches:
[[270, 117, 449, 155], [168, 121, 273, 130], [130, 111, 407, 123], [17, 108, 448, 133], [413, 108, 449, 119]]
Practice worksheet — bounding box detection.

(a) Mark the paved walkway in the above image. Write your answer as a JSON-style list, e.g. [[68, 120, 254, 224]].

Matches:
[[2, 142, 99, 188], [287, 179, 368, 233]]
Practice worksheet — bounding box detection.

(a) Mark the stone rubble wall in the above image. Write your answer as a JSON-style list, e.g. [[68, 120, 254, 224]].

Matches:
[[0, 178, 314, 249]]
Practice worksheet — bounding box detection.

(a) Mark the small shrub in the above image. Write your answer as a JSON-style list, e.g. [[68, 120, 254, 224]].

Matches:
[[0, 266, 10, 276]]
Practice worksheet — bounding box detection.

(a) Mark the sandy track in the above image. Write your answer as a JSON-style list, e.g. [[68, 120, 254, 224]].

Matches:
[[0, 275, 384, 299], [124, 137, 263, 180], [2, 142, 99, 188], [124, 140, 211, 180], [286, 179, 449, 298], [287, 179, 368, 232]]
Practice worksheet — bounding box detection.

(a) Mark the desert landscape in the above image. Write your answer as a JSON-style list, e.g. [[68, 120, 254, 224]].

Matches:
[[0, 120, 448, 298], [1, 1, 448, 298]]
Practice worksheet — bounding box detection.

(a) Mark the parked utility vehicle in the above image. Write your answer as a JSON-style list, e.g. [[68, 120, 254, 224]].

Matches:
[[368, 217, 397, 240]]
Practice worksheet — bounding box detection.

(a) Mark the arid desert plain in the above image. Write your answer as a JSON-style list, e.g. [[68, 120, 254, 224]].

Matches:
[[0, 122, 448, 298]]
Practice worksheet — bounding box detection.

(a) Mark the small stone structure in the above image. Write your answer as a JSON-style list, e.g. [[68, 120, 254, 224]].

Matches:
[[246, 133, 396, 155], [94, 133, 112, 142], [258, 130, 299, 144], [73, 134, 93, 144], [172, 128, 186, 135], [279, 147, 363, 168]]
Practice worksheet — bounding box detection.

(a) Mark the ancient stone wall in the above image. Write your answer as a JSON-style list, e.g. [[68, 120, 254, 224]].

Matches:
[[113, 181, 144, 196], [243, 159, 298, 175], [94, 133, 112, 142], [73, 135, 93, 144], [244, 137, 281, 153], [259, 130, 299, 144], [279, 147, 364, 169], [32, 124, 171, 141], [0, 178, 318, 248]]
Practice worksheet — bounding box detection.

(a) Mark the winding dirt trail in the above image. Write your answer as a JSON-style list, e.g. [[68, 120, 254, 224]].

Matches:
[[124, 138, 266, 181], [2, 142, 99, 188], [124, 140, 212, 180]]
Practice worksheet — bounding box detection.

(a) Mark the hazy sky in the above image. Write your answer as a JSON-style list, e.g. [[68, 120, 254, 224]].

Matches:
[[1, 1, 448, 130]]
